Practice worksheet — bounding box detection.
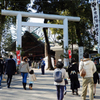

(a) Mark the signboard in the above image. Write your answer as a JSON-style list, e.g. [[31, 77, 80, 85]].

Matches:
[[68, 50, 71, 59], [16, 50, 21, 65], [79, 47, 84, 62]]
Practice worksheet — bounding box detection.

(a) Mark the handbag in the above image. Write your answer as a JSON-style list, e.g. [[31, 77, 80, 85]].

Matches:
[[33, 74, 37, 81], [80, 62, 86, 77]]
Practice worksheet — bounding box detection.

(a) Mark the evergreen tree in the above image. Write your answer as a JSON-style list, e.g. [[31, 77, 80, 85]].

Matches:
[[32, 0, 96, 61], [0, 0, 30, 54]]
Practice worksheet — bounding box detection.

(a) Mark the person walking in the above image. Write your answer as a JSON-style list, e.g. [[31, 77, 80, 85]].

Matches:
[[0, 56, 4, 89], [93, 60, 99, 98], [40, 58, 45, 75], [79, 52, 96, 100], [53, 61, 67, 100], [29, 67, 36, 90], [64, 77, 68, 95], [5, 55, 17, 88], [64, 67, 69, 95], [93, 71, 99, 98], [68, 58, 80, 95], [19, 56, 29, 90]]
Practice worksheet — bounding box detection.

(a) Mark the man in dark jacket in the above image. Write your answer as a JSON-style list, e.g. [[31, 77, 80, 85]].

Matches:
[[5, 55, 16, 88], [0, 56, 4, 89]]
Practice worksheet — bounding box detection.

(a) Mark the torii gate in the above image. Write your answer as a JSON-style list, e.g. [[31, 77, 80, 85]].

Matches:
[[1, 10, 80, 66]]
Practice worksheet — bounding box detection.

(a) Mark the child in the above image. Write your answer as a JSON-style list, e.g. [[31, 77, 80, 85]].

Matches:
[[64, 78, 68, 95], [29, 67, 35, 90], [53, 61, 68, 100], [64, 67, 69, 95]]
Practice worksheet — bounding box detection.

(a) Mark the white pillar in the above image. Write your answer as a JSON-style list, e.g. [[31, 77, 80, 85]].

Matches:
[[16, 13, 22, 50], [63, 18, 68, 66]]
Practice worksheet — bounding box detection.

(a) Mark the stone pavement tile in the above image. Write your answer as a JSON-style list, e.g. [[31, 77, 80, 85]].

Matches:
[[0, 69, 100, 100]]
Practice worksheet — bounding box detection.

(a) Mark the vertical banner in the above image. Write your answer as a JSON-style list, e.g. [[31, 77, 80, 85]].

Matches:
[[91, 0, 100, 53], [79, 47, 84, 62], [91, 0, 99, 35], [16, 50, 21, 65], [68, 50, 71, 59]]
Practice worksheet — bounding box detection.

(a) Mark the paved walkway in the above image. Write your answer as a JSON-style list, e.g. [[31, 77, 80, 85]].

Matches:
[[0, 69, 100, 100]]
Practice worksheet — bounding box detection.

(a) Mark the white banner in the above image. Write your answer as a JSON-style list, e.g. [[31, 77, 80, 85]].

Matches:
[[43, 56, 54, 70], [91, 0, 99, 35], [79, 47, 84, 62]]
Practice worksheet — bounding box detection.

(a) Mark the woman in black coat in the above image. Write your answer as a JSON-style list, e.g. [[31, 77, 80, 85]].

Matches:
[[68, 58, 80, 95], [93, 71, 99, 98], [93, 60, 100, 98]]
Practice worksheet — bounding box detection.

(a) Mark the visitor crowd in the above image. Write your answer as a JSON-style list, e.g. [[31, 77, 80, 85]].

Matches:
[[0, 52, 100, 100]]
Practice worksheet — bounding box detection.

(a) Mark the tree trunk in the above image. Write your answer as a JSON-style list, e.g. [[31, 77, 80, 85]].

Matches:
[[71, 25, 74, 58], [45, 42, 48, 57], [76, 23, 83, 46], [0, 14, 2, 56], [0, 0, 7, 56], [43, 19, 53, 70]]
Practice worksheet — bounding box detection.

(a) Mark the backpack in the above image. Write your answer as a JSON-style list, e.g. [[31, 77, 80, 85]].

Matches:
[[54, 70, 63, 83]]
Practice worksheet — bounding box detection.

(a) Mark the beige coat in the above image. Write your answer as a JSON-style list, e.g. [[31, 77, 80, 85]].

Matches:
[[79, 58, 96, 78], [29, 67, 36, 82]]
